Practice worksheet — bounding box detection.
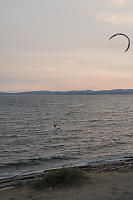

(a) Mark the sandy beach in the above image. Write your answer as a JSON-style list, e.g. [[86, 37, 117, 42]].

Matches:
[[1, 158, 133, 200]]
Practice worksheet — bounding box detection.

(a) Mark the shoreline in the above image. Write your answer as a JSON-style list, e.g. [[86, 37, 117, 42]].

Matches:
[[1, 157, 133, 200], [1, 156, 133, 191], [1, 155, 133, 180]]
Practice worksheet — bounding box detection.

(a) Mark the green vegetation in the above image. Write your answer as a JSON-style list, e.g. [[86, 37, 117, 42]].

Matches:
[[33, 167, 86, 190]]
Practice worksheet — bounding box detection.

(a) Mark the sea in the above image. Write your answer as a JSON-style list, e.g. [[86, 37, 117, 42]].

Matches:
[[0, 95, 133, 179]]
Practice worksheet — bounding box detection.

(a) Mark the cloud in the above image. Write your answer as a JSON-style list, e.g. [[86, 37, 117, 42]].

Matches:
[[111, 0, 128, 7], [95, 12, 133, 26]]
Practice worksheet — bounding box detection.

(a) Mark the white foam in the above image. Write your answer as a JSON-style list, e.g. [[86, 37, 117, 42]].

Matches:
[[1, 156, 133, 180]]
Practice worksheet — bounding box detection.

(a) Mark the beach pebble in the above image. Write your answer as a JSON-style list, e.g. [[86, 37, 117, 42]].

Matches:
[[49, 187, 52, 191], [8, 197, 15, 200]]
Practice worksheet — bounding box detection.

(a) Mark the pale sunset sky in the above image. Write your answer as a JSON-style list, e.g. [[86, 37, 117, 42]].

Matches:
[[0, 0, 133, 92]]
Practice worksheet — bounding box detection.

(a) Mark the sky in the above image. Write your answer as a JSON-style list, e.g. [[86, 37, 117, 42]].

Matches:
[[0, 0, 133, 92]]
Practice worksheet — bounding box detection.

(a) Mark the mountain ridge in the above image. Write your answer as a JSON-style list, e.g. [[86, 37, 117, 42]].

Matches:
[[1, 89, 133, 95]]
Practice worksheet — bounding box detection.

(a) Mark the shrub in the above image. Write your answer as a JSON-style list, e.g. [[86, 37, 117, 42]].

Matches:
[[33, 167, 86, 190]]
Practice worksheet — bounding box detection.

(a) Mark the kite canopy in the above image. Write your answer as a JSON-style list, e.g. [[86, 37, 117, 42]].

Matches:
[[109, 33, 130, 52]]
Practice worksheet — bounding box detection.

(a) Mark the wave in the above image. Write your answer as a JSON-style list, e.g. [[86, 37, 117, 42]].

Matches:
[[0, 155, 74, 169], [1, 155, 133, 180]]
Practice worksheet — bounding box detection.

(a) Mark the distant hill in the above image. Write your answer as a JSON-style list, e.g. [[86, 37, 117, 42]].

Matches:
[[0, 92, 7, 95], [1, 89, 133, 95]]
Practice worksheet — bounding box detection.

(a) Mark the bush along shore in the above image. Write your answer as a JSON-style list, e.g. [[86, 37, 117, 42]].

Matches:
[[32, 168, 86, 190]]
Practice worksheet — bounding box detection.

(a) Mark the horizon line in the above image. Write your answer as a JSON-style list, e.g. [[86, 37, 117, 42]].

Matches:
[[1, 88, 133, 93]]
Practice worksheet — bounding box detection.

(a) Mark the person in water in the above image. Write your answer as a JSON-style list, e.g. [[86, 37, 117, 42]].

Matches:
[[54, 124, 60, 130]]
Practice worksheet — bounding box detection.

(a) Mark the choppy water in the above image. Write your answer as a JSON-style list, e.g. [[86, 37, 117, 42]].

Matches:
[[0, 95, 133, 178]]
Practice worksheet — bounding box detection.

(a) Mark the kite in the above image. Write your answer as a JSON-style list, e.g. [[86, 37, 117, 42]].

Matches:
[[109, 33, 130, 52]]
